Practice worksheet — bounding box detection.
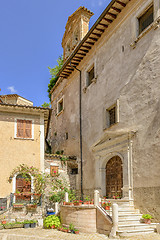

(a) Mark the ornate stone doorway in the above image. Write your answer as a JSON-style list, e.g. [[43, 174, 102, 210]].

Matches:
[[106, 156, 123, 198]]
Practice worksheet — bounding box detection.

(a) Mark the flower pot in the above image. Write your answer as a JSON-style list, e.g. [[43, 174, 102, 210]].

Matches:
[[26, 204, 37, 211], [51, 225, 55, 229], [12, 223, 24, 228], [30, 223, 36, 228], [105, 206, 110, 210], [144, 219, 151, 224], [74, 230, 79, 234], [13, 204, 24, 209], [63, 202, 73, 206], [73, 202, 82, 206], [83, 201, 90, 205], [24, 223, 30, 228], [1, 221, 6, 224], [4, 224, 13, 229]]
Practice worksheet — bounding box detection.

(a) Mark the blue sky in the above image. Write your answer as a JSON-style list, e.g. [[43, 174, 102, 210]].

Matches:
[[0, 0, 111, 106]]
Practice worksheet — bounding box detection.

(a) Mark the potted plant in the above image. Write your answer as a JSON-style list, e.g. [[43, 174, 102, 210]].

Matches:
[[142, 214, 153, 224], [3, 223, 13, 229], [12, 221, 24, 228], [90, 199, 94, 205], [1, 216, 6, 224], [23, 220, 31, 228], [73, 200, 83, 206], [14, 191, 22, 197], [74, 228, 79, 234], [83, 196, 90, 204], [26, 203, 37, 211], [0, 224, 3, 230], [69, 223, 75, 233], [62, 227, 68, 232], [43, 215, 61, 229], [102, 201, 111, 210], [63, 201, 73, 206], [30, 220, 37, 228], [13, 203, 24, 209]]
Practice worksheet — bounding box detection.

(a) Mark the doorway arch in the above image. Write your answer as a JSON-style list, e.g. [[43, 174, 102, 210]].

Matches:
[[106, 156, 123, 198]]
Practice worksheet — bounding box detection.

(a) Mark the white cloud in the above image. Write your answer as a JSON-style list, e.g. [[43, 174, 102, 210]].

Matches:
[[7, 86, 17, 94]]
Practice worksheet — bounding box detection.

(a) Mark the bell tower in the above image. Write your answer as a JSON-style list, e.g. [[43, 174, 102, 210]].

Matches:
[[62, 6, 93, 61]]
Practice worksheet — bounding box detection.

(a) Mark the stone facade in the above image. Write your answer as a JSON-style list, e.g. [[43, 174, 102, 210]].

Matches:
[[44, 154, 78, 191], [50, 0, 160, 219]]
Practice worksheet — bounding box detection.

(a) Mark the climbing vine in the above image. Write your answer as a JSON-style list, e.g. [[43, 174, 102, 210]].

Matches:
[[48, 56, 63, 101], [8, 164, 69, 198]]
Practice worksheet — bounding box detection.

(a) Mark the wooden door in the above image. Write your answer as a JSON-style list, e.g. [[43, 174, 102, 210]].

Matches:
[[106, 156, 123, 198], [16, 174, 31, 202]]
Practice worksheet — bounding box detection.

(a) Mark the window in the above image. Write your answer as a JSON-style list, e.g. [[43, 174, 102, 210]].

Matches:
[[138, 5, 153, 34], [50, 166, 58, 177], [87, 66, 95, 87], [17, 119, 32, 138], [57, 97, 64, 115], [105, 100, 119, 129], [108, 107, 116, 126]]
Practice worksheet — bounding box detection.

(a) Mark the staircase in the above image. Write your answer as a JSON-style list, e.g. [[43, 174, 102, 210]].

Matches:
[[102, 199, 156, 237]]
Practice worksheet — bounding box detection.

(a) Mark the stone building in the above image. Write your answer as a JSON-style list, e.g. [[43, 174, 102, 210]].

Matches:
[[0, 94, 50, 203], [50, 0, 160, 219]]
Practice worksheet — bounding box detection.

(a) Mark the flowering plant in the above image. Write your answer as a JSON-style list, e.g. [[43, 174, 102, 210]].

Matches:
[[73, 200, 83, 203], [102, 201, 111, 207]]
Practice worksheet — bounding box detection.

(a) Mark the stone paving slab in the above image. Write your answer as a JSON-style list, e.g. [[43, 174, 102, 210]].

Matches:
[[0, 228, 160, 240]]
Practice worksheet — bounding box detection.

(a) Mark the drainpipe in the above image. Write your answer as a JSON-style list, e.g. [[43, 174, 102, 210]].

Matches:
[[70, 62, 83, 201]]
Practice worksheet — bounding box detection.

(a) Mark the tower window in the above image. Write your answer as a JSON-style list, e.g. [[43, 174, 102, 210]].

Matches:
[[138, 6, 153, 34]]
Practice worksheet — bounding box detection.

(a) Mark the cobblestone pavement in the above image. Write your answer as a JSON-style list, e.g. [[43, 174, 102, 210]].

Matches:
[[0, 228, 160, 240]]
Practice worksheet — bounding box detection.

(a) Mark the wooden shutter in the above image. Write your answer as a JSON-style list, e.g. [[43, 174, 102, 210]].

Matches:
[[17, 119, 24, 137], [25, 120, 32, 138], [17, 119, 32, 138]]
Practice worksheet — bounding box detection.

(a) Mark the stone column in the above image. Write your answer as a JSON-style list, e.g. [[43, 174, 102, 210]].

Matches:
[[109, 203, 118, 238], [55, 202, 59, 215], [94, 190, 100, 206], [65, 192, 69, 202]]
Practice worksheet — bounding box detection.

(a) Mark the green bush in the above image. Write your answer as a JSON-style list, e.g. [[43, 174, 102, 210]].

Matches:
[[142, 214, 153, 219], [43, 215, 60, 229]]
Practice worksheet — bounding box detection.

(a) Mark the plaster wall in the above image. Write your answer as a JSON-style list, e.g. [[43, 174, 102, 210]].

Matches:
[[0, 111, 41, 198], [51, 0, 160, 217]]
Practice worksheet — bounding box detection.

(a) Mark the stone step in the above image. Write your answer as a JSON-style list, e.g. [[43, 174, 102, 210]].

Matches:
[[117, 228, 155, 237], [118, 223, 156, 230], [119, 219, 141, 225], [118, 213, 142, 217], [106, 209, 139, 214]]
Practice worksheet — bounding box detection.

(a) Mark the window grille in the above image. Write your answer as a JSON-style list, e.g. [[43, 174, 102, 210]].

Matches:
[[109, 107, 116, 126], [87, 66, 94, 86], [139, 6, 153, 34]]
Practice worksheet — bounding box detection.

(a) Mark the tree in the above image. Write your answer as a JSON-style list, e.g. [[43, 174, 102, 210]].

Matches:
[[41, 102, 51, 108], [48, 56, 63, 101]]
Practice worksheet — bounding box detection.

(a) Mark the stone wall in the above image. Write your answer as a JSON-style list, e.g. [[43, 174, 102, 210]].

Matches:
[[50, 0, 160, 218], [60, 205, 97, 233], [44, 154, 78, 191]]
